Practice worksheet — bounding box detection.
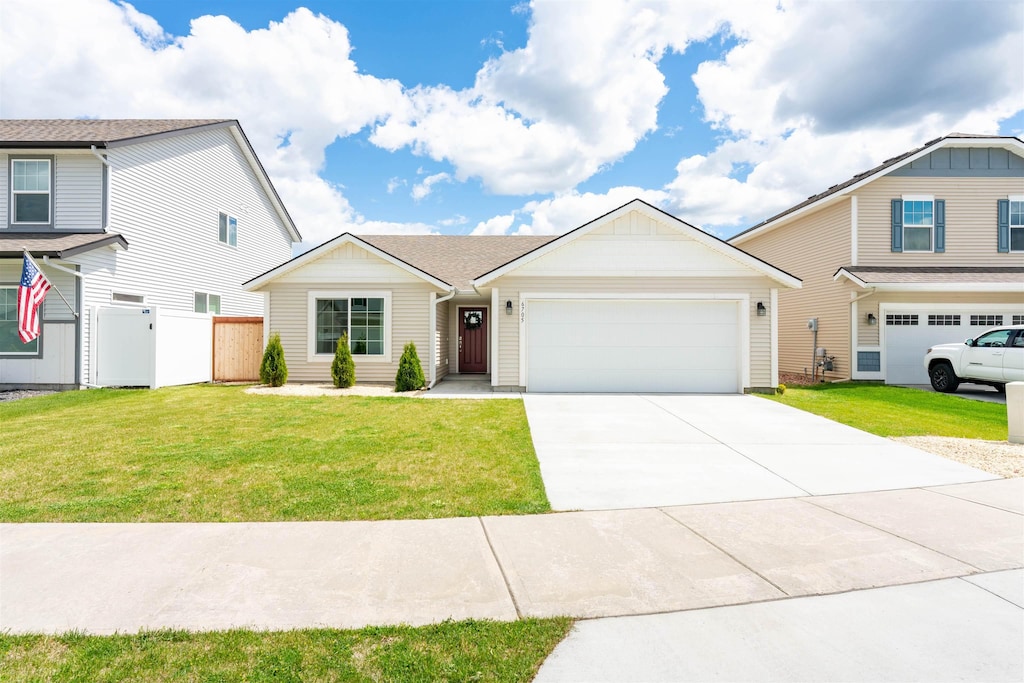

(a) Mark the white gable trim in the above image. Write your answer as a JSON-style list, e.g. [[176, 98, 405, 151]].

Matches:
[[473, 199, 801, 289], [732, 136, 1024, 246], [243, 233, 453, 292], [834, 268, 1024, 292]]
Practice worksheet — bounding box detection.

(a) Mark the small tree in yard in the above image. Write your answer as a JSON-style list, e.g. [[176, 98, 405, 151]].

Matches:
[[395, 341, 425, 391], [259, 333, 288, 387], [331, 332, 356, 388]]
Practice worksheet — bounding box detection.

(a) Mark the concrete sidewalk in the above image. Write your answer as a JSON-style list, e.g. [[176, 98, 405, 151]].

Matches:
[[2, 478, 1021, 635]]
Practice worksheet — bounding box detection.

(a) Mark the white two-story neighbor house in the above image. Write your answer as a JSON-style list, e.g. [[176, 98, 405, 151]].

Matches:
[[0, 119, 300, 389], [731, 134, 1023, 385]]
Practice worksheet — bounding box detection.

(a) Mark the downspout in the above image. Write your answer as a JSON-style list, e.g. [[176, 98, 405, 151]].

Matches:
[[89, 146, 111, 167], [428, 288, 457, 389]]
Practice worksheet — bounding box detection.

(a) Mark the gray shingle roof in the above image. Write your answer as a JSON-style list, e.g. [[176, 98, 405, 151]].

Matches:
[[0, 119, 232, 146], [839, 266, 1024, 285], [0, 232, 129, 258], [359, 235, 557, 290]]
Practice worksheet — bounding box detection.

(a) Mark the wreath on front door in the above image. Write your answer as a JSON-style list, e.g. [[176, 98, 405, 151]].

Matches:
[[464, 311, 483, 330]]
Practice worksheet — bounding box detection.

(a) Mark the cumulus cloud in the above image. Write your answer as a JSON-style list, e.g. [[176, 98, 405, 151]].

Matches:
[[410, 172, 452, 200], [0, 0, 407, 245]]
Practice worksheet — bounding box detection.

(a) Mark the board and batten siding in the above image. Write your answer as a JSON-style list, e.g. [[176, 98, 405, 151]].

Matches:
[[734, 200, 852, 378], [0, 151, 104, 231], [857, 175, 1024, 265], [261, 241, 443, 383], [492, 276, 776, 389], [0, 258, 79, 386]]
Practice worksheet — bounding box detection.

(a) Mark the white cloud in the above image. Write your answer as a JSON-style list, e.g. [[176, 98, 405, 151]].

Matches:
[[439, 214, 468, 227], [410, 172, 452, 200], [471, 213, 516, 236], [0, 0, 407, 246], [386, 177, 405, 194]]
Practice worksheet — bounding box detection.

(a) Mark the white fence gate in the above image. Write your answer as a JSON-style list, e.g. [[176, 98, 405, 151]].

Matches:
[[94, 306, 212, 388]]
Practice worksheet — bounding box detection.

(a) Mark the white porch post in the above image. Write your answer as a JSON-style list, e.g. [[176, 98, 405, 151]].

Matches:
[[491, 287, 499, 387]]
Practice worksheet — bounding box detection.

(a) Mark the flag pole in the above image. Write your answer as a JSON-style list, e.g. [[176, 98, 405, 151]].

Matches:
[[22, 249, 78, 319]]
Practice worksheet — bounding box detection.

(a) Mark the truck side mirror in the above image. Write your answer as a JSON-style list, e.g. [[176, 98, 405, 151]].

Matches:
[[964, 338, 975, 347]]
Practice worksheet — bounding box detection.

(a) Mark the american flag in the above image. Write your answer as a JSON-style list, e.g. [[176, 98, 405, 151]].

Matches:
[[18, 253, 51, 343]]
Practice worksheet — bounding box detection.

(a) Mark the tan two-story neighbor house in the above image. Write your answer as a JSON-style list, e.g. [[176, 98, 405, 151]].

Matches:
[[730, 134, 1024, 385]]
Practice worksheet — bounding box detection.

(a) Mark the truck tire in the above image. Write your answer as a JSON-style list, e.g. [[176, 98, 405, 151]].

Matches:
[[929, 362, 960, 393]]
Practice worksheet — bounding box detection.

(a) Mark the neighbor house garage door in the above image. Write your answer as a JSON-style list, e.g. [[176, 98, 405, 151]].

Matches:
[[526, 299, 740, 393], [884, 308, 1024, 384]]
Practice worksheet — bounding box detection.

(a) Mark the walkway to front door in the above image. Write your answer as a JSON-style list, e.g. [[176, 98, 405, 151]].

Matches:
[[458, 307, 487, 373]]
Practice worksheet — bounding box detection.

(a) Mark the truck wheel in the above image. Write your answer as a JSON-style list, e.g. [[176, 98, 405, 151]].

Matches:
[[929, 362, 960, 393]]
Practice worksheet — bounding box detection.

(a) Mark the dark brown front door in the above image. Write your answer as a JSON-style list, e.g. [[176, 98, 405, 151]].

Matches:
[[459, 307, 487, 373]]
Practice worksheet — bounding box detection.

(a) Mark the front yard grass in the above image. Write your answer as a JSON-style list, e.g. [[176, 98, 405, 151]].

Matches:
[[0, 618, 573, 683], [765, 382, 1008, 440], [0, 385, 550, 522]]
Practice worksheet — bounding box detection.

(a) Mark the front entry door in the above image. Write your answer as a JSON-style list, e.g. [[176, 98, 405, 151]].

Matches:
[[459, 308, 487, 373]]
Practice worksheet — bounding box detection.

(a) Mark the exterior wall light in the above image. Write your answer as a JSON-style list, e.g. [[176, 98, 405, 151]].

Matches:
[[756, 301, 767, 316], [867, 313, 877, 326], [506, 300, 513, 315]]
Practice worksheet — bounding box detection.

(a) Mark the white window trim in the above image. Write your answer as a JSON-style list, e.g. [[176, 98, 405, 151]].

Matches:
[[193, 291, 222, 315], [307, 290, 392, 363], [901, 194, 934, 253], [218, 211, 238, 248], [0, 284, 42, 356], [10, 157, 52, 226], [111, 291, 147, 306], [1009, 195, 1024, 253]]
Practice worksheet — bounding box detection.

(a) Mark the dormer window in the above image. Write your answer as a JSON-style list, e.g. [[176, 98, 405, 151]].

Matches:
[[11, 158, 52, 225]]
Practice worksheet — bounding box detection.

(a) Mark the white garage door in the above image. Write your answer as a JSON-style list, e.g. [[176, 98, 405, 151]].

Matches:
[[884, 309, 1023, 384], [526, 299, 740, 393]]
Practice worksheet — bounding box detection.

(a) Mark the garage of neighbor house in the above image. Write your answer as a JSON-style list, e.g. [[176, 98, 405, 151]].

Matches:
[[246, 199, 802, 393]]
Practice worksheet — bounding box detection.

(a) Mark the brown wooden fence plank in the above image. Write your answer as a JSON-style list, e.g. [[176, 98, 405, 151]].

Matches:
[[212, 317, 264, 381]]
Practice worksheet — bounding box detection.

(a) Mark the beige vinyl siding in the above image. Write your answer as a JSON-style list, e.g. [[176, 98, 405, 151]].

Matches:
[[857, 291, 1024, 346], [737, 200, 852, 378], [0, 154, 7, 222], [54, 154, 104, 231], [492, 276, 776, 389], [435, 296, 449, 380], [266, 281, 435, 383], [857, 176, 1024, 265]]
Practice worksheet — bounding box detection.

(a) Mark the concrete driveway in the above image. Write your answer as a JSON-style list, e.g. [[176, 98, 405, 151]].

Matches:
[[524, 394, 996, 510]]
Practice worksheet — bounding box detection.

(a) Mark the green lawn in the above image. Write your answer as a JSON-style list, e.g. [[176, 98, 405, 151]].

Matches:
[[0, 386, 550, 522], [0, 619, 573, 683], [765, 382, 1008, 440]]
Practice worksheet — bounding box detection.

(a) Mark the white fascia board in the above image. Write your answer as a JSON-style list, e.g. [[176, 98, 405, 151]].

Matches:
[[731, 136, 1024, 246], [834, 269, 870, 287], [834, 268, 1023, 292], [243, 233, 454, 292], [474, 199, 802, 289], [226, 126, 301, 242]]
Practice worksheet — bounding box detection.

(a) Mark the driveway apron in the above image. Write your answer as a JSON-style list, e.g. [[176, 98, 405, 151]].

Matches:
[[523, 393, 996, 510]]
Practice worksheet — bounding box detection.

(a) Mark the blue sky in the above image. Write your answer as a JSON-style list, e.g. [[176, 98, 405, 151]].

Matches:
[[1, 0, 1022, 246]]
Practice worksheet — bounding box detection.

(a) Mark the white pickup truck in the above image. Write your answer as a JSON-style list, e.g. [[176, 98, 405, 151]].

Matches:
[[924, 324, 1024, 393]]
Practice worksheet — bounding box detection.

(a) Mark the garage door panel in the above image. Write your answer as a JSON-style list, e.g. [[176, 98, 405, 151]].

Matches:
[[527, 299, 740, 393]]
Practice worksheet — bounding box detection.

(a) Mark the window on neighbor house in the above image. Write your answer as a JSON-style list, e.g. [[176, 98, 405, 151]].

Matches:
[[1010, 198, 1024, 252], [0, 286, 39, 354], [315, 297, 385, 355], [194, 292, 221, 314], [903, 199, 933, 252], [11, 159, 52, 224], [218, 212, 238, 247]]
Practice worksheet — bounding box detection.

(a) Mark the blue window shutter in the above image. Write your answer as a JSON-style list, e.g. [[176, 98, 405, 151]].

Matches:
[[934, 199, 945, 253], [891, 199, 903, 252], [997, 198, 1010, 253]]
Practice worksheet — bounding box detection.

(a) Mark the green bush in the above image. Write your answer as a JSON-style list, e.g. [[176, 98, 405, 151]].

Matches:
[[259, 333, 288, 387], [395, 341, 425, 392], [776, 383, 786, 395], [331, 332, 356, 388]]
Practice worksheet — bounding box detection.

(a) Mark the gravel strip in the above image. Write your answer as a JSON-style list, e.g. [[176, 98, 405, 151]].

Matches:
[[892, 436, 1024, 479], [245, 383, 423, 397], [0, 390, 56, 403]]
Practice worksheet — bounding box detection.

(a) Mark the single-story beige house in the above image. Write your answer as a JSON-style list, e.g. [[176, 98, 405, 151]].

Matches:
[[244, 199, 801, 393]]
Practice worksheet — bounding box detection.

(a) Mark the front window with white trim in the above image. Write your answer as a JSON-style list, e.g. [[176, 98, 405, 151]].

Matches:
[[194, 292, 221, 314], [0, 286, 39, 354], [902, 196, 933, 252], [11, 158, 51, 224], [1010, 196, 1024, 252], [315, 296, 385, 355]]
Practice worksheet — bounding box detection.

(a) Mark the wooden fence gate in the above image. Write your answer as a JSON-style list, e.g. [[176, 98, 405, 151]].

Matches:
[[212, 317, 264, 382]]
